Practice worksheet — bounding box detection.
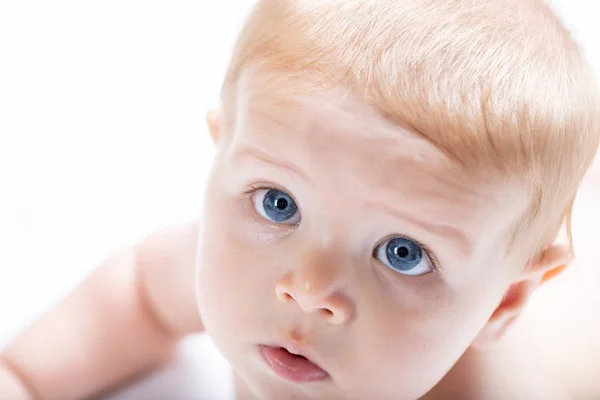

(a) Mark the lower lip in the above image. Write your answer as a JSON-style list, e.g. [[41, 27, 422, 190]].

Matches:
[[259, 345, 329, 383]]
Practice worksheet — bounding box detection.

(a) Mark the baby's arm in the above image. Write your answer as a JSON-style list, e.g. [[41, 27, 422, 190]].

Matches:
[[0, 222, 201, 400]]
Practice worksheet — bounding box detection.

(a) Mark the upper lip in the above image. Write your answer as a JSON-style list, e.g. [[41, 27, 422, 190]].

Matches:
[[265, 339, 326, 371]]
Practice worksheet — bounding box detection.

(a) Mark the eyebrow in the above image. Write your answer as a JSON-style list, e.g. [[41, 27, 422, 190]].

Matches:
[[369, 201, 473, 257], [235, 144, 313, 184]]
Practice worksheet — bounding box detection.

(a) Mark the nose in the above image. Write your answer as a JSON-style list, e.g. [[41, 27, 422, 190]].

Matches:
[[275, 249, 354, 325]]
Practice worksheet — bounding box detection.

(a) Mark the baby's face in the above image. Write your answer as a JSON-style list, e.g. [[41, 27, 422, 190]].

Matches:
[[196, 72, 528, 400]]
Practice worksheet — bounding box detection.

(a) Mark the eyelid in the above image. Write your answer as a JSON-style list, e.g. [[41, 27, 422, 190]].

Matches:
[[245, 182, 291, 197], [244, 183, 299, 205]]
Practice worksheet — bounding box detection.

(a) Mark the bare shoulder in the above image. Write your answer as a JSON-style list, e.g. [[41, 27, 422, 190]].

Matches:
[[138, 220, 200, 267], [526, 164, 600, 399], [137, 220, 203, 338]]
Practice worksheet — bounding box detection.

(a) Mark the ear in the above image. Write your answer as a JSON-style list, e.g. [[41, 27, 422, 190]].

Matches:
[[472, 244, 572, 348], [206, 109, 221, 144]]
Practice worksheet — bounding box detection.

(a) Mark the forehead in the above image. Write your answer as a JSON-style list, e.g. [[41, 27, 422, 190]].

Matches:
[[229, 70, 528, 257], [234, 70, 457, 183]]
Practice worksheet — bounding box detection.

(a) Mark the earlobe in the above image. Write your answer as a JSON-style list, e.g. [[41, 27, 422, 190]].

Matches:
[[473, 244, 573, 348], [206, 109, 221, 144]]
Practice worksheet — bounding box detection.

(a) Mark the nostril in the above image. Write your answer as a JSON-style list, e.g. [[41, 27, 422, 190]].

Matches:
[[281, 292, 294, 302], [319, 308, 334, 318]]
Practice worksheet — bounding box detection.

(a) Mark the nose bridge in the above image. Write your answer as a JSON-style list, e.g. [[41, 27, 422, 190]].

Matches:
[[295, 242, 343, 298]]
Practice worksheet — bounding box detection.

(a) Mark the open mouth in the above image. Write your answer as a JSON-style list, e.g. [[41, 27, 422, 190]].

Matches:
[[259, 345, 329, 383]]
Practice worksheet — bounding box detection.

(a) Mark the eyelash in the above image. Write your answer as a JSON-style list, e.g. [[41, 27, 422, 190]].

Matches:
[[244, 183, 283, 197], [245, 183, 275, 194], [244, 183, 442, 272], [422, 244, 440, 272]]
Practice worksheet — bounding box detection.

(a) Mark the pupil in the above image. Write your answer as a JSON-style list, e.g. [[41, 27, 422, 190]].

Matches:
[[275, 198, 288, 210], [395, 246, 409, 258]]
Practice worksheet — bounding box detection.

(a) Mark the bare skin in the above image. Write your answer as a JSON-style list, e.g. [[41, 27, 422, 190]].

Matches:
[[0, 224, 203, 400], [1, 96, 599, 399]]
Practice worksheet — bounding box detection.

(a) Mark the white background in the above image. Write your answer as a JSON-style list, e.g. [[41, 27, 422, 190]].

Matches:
[[0, 1, 255, 346], [0, 0, 599, 398]]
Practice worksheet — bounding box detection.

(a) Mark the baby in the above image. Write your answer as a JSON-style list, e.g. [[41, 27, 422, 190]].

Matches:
[[2, 0, 600, 399]]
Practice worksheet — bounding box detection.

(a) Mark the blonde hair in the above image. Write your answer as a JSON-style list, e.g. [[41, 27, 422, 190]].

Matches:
[[222, 0, 600, 260]]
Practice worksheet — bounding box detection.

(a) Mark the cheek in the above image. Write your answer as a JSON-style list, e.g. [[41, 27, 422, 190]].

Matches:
[[195, 184, 279, 345], [349, 284, 496, 398], [197, 220, 249, 319]]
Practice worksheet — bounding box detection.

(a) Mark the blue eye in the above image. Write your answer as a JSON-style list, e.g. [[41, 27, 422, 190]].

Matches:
[[252, 188, 300, 225], [374, 237, 433, 276]]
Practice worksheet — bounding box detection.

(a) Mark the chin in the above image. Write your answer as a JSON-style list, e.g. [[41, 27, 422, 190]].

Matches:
[[237, 375, 306, 400]]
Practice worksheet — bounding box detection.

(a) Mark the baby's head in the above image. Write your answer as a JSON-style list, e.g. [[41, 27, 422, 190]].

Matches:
[[196, 0, 600, 399]]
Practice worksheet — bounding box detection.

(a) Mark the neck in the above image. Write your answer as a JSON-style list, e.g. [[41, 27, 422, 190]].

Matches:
[[235, 373, 260, 400]]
